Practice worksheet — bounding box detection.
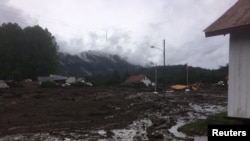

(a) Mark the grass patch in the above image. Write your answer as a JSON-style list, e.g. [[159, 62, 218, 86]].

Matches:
[[178, 112, 239, 136]]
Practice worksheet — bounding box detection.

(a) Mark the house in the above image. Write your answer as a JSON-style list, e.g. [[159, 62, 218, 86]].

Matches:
[[38, 74, 67, 84], [38, 74, 77, 85], [124, 74, 152, 87], [204, 0, 250, 119], [66, 77, 76, 84], [37, 75, 93, 87]]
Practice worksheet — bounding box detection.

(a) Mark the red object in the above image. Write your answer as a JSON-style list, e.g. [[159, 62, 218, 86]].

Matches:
[[125, 75, 146, 83]]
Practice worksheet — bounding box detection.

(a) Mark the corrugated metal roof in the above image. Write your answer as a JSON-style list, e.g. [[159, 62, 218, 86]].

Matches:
[[204, 0, 250, 37]]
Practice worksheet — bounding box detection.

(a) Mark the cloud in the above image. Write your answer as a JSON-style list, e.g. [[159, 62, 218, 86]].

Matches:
[[139, 0, 236, 69], [6, 0, 237, 69], [0, 0, 35, 27]]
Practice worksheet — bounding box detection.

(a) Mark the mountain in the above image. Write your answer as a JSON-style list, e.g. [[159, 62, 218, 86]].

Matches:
[[58, 50, 143, 77], [58, 50, 228, 86]]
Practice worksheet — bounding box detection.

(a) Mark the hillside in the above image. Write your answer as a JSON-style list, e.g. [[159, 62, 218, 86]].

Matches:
[[58, 51, 143, 76]]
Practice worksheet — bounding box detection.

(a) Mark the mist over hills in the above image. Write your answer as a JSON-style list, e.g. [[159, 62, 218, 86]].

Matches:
[[58, 50, 143, 77]]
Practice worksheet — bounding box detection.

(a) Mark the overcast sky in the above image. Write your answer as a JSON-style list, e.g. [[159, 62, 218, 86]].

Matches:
[[1, 0, 237, 69]]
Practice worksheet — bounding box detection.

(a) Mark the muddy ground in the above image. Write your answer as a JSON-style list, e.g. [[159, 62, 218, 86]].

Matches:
[[0, 87, 227, 140]]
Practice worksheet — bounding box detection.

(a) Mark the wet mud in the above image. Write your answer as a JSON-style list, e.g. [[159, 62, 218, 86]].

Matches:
[[0, 87, 227, 140]]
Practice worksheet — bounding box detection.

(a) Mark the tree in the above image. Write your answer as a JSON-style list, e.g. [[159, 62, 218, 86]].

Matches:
[[24, 26, 58, 79], [0, 23, 24, 80], [0, 23, 58, 80]]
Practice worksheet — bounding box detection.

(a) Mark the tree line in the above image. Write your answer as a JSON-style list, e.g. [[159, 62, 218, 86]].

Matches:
[[0, 23, 58, 80], [102, 64, 228, 87], [148, 64, 229, 86]]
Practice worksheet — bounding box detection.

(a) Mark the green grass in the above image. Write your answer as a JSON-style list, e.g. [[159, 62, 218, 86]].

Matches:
[[178, 112, 238, 136]]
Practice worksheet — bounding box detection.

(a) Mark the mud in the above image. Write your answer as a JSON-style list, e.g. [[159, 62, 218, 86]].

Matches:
[[0, 87, 227, 140]]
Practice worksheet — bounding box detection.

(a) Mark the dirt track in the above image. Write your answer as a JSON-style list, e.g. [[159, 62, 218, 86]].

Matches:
[[0, 87, 227, 140]]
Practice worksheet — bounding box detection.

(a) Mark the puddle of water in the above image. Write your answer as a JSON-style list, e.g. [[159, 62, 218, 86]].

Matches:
[[168, 120, 187, 138], [112, 129, 137, 141], [112, 118, 152, 141], [190, 103, 226, 114], [168, 104, 226, 139], [98, 130, 107, 137]]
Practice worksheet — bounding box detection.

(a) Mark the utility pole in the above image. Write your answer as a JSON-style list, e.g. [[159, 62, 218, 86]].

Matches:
[[154, 64, 158, 94], [150, 39, 166, 97], [186, 63, 190, 93], [163, 39, 166, 97], [186, 64, 188, 89]]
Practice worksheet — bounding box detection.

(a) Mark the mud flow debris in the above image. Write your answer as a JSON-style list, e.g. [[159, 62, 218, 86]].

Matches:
[[0, 88, 227, 140]]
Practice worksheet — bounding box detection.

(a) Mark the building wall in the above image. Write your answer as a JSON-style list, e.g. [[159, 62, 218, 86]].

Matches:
[[228, 32, 250, 119], [66, 77, 76, 84], [141, 77, 151, 86]]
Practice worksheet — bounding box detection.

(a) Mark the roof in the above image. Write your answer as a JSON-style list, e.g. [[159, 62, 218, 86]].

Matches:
[[125, 75, 146, 83], [38, 75, 67, 82], [204, 0, 250, 37]]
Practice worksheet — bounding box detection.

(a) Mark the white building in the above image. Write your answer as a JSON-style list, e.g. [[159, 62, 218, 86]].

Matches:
[[66, 77, 76, 84], [205, 0, 250, 119]]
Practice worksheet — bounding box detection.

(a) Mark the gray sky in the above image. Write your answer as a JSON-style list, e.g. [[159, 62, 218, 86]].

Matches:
[[1, 0, 237, 69]]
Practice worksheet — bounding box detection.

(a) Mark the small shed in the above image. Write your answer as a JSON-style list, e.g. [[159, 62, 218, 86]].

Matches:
[[204, 0, 250, 119]]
